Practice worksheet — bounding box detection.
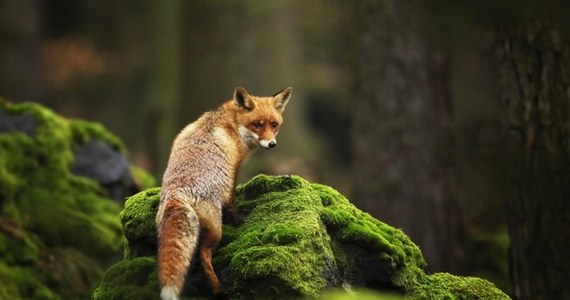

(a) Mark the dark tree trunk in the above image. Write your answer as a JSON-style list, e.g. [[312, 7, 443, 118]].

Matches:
[[352, 1, 465, 273], [146, 0, 182, 176], [499, 22, 570, 300]]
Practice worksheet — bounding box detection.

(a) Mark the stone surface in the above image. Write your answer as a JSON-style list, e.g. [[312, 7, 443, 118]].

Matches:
[[0, 99, 154, 299], [93, 175, 510, 300]]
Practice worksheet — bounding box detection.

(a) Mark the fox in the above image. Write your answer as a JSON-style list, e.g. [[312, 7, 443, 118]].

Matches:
[[155, 86, 292, 300]]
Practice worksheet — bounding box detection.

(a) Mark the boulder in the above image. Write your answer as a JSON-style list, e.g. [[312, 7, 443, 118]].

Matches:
[[0, 99, 154, 299], [93, 175, 510, 300]]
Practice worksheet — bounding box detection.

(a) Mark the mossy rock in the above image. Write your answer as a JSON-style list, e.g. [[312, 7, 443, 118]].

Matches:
[[94, 175, 510, 299], [91, 256, 159, 300], [120, 187, 161, 259], [0, 99, 155, 299]]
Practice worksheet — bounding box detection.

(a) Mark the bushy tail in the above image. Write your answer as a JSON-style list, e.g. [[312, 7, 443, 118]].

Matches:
[[156, 198, 200, 300]]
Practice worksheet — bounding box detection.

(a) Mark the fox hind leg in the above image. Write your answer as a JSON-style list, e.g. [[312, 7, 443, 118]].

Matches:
[[198, 211, 223, 295]]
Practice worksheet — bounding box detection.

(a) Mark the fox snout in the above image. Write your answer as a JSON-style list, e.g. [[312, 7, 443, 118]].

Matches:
[[259, 139, 277, 149], [238, 125, 279, 150]]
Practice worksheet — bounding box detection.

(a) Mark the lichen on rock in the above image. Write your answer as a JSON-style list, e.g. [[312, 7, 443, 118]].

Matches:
[[94, 174, 510, 300]]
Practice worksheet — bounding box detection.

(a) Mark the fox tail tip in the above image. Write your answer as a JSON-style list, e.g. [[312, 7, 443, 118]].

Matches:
[[160, 286, 179, 300]]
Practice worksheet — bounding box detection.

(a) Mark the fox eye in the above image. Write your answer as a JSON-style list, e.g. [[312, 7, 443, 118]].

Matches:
[[252, 121, 262, 129], [271, 121, 279, 128]]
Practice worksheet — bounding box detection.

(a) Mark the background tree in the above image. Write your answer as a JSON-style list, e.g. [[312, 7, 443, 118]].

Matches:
[[146, 0, 182, 174], [499, 21, 570, 299], [352, 0, 465, 273]]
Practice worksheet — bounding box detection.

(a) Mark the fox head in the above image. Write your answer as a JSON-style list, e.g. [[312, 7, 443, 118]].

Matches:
[[233, 86, 292, 150]]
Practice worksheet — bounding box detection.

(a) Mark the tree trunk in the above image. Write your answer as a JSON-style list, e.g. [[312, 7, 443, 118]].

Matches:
[[499, 22, 570, 300], [352, 0, 464, 273], [146, 0, 182, 176]]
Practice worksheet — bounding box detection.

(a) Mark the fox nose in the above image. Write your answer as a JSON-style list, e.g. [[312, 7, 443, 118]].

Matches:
[[268, 141, 277, 148]]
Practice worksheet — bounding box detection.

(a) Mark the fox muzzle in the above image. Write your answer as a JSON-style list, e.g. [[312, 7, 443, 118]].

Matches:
[[259, 139, 277, 149]]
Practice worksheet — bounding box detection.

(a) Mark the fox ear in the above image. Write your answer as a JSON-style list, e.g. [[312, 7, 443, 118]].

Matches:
[[273, 87, 292, 112], [234, 87, 255, 110]]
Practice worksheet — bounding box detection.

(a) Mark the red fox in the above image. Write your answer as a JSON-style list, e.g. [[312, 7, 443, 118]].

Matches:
[[156, 86, 292, 299]]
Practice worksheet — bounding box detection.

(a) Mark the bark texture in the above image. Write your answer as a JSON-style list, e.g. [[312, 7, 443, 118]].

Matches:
[[500, 22, 570, 300]]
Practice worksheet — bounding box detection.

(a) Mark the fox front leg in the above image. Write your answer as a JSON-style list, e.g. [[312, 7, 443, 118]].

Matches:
[[223, 198, 242, 226]]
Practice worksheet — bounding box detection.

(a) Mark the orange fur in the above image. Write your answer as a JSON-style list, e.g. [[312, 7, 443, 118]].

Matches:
[[156, 87, 292, 299]]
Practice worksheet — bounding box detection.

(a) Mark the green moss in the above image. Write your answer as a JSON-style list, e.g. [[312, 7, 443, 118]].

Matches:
[[319, 289, 405, 300], [214, 174, 425, 298], [92, 257, 159, 300], [120, 187, 160, 259], [95, 174, 509, 300], [41, 247, 110, 299], [0, 99, 130, 299], [218, 175, 334, 299], [396, 270, 510, 300], [429, 273, 509, 300], [0, 262, 61, 300], [315, 183, 424, 264], [69, 118, 125, 152], [236, 174, 312, 214]]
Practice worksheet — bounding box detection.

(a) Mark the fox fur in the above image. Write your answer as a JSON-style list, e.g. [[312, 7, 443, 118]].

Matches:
[[156, 86, 292, 300]]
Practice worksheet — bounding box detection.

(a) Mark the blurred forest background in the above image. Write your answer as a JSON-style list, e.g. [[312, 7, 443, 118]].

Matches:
[[2, 0, 570, 299]]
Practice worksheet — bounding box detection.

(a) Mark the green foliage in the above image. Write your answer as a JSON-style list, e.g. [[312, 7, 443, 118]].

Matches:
[[0, 99, 128, 299]]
